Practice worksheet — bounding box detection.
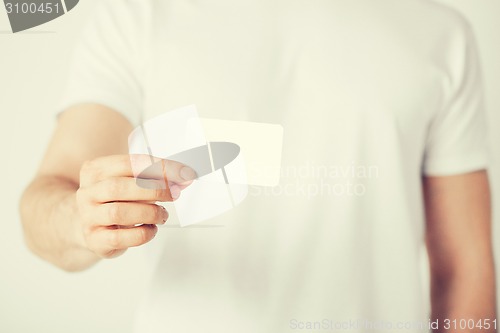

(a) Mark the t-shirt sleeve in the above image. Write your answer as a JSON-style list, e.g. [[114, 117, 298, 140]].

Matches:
[[57, 0, 145, 127], [422, 20, 489, 176]]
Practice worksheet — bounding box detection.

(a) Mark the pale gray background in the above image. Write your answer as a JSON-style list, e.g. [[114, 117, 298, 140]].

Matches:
[[0, 1, 498, 332]]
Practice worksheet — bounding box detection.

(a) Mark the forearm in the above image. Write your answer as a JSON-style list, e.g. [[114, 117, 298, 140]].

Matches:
[[424, 171, 497, 332], [20, 175, 100, 272], [430, 253, 497, 332]]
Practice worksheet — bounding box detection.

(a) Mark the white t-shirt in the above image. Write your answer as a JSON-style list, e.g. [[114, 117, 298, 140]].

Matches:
[[59, 0, 488, 332]]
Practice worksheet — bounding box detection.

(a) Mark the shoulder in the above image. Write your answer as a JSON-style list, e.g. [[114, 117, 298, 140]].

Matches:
[[364, 0, 478, 67], [384, 0, 474, 41]]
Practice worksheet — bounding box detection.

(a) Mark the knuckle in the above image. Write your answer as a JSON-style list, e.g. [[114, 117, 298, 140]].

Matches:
[[80, 159, 103, 185], [137, 228, 149, 245], [80, 160, 94, 179], [76, 193, 93, 225], [75, 188, 86, 205], [122, 154, 134, 168], [108, 204, 121, 224], [108, 231, 122, 250], [105, 179, 122, 199], [76, 187, 94, 205], [80, 160, 94, 174]]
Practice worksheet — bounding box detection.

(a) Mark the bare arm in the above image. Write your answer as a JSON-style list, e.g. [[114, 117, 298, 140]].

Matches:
[[19, 104, 193, 272], [424, 170, 497, 332]]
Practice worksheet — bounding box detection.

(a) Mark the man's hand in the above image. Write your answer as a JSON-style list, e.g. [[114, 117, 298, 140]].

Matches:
[[76, 154, 195, 259], [19, 104, 196, 271]]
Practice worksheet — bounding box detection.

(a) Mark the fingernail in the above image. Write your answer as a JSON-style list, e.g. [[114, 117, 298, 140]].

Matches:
[[180, 166, 197, 181], [161, 206, 169, 223], [170, 186, 181, 200]]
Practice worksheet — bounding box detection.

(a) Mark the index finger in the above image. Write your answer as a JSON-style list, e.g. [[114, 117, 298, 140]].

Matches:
[[80, 154, 196, 187], [135, 158, 197, 190]]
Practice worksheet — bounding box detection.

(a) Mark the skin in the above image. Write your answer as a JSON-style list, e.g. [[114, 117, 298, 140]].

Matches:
[[424, 172, 497, 332], [19, 104, 196, 271], [20, 104, 497, 329]]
